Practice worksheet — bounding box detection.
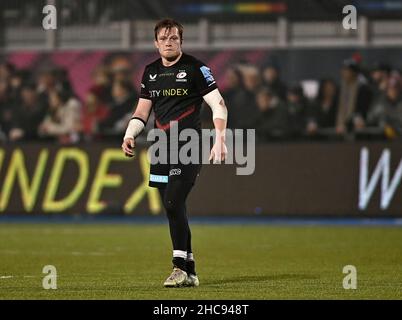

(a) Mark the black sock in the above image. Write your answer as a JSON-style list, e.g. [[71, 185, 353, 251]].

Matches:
[[172, 257, 186, 271], [186, 260, 196, 276]]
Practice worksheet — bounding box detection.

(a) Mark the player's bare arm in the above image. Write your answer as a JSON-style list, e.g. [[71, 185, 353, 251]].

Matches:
[[122, 98, 152, 157]]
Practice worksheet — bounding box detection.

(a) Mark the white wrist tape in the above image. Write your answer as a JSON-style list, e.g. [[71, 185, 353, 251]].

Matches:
[[123, 118, 145, 141], [203, 89, 228, 121]]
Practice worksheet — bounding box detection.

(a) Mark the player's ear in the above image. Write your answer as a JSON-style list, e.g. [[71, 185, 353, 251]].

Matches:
[[154, 40, 159, 50]]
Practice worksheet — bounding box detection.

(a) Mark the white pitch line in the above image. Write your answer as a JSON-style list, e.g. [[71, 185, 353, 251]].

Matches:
[[0, 250, 20, 255], [71, 251, 114, 256], [0, 276, 13, 279]]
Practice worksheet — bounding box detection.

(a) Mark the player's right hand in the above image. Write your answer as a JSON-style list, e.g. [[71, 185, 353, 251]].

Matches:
[[122, 138, 135, 157]]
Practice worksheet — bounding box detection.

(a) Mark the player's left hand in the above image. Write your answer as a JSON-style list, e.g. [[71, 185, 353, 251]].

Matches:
[[209, 141, 227, 164]]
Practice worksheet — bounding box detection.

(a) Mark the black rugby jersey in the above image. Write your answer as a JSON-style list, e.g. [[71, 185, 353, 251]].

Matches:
[[139, 53, 218, 132]]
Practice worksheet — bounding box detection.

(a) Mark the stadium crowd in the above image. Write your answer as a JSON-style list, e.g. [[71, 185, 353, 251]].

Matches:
[[215, 58, 402, 142], [0, 56, 401, 144]]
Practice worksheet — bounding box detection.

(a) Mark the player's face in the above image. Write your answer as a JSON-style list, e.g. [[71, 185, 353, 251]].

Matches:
[[154, 27, 182, 61]]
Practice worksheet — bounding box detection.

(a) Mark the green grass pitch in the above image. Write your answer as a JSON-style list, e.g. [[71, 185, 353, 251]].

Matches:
[[0, 223, 401, 299]]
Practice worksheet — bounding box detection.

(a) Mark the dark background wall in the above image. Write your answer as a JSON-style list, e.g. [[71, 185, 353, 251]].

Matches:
[[1, 142, 401, 217]]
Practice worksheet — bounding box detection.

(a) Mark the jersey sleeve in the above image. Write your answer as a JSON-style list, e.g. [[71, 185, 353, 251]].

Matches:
[[194, 62, 218, 97], [139, 66, 151, 100]]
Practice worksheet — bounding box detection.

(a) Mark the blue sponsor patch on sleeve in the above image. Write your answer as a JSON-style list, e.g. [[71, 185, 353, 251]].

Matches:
[[150, 174, 168, 183], [200, 66, 215, 86]]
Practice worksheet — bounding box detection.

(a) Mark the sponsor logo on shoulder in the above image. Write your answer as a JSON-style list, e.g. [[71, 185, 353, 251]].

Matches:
[[169, 168, 182, 176], [176, 71, 187, 82], [149, 74, 157, 81], [200, 66, 215, 86]]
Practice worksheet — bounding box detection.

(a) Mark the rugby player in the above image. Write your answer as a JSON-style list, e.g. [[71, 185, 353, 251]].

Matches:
[[121, 19, 228, 287]]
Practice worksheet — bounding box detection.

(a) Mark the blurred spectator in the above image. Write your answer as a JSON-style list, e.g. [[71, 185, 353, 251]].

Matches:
[[8, 83, 46, 142], [81, 85, 110, 141], [37, 69, 57, 93], [306, 79, 339, 136], [36, 69, 58, 110], [286, 84, 308, 137], [222, 67, 243, 108], [367, 72, 402, 139], [228, 65, 260, 129], [91, 65, 113, 104], [335, 59, 373, 135], [98, 80, 137, 136], [262, 64, 287, 101], [254, 87, 289, 141], [370, 63, 391, 99], [0, 62, 15, 81], [38, 89, 81, 144], [219, 66, 250, 129], [109, 55, 133, 83], [54, 68, 75, 98], [9, 69, 31, 103]]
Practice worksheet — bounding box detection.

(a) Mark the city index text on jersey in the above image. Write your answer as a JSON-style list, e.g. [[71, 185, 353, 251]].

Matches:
[[149, 89, 189, 98]]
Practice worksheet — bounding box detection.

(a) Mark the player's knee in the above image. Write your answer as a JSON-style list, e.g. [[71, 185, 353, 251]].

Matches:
[[163, 198, 176, 213], [163, 198, 182, 214]]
